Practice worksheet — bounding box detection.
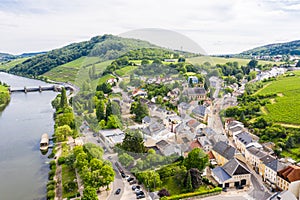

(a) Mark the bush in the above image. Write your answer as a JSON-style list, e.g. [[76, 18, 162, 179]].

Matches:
[[63, 181, 77, 193], [47, 190, 55, 200], [47, 184, 55, 191], [48, 169, 55, 180], [58, 157, 66, 165], [167, 187, 222, 200], [49, 160, 56, 169]]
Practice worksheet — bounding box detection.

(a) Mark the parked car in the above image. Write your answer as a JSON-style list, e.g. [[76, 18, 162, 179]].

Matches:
[[127, 177, 134, 182], [129, 180, 137, 185], [137, 194, 145, 199], [121, 172, 126, 178], [136, 191, 144, 196], [132, 185, 140, 190], [115, 188, 121, 195], [125, 175, 130, 180], [135, 188, 142, 194]]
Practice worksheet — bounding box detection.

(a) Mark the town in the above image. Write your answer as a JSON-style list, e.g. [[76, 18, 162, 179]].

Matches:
[[72, 57, 300, 200]]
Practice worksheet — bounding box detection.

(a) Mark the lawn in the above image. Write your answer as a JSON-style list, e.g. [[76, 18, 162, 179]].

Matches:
[[256, 71, 300, 125], [61, 164, 78, 198], [0, 57, 29, 71], [158, 176, 182, 195], [187, 56, 283, 66]]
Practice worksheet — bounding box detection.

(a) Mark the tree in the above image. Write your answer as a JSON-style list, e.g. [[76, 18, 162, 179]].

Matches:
[[141, 59, 150, 65], [60, 87, 68, 109], [183, 148, 208, 171], [131, 99, 149, 122], [120, 130, 145, 153], [96, 100, 105, 121], [55, 125, 73, 142], [158, 188, 170, 197], [184, 170, 193, 192], [75, 152, 88, 171], [248, 59, 258, 69], [189, 168, 203, 189], [105, 100, 112, 121], [99, 164, 115, 189], [82, 186, 98, 200], [118, 153, 134, 167], [106, 115, 122, 129]]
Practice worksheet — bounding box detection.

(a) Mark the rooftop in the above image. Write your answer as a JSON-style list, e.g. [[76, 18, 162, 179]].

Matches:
[[278, 165, 300, 183], [212, 141, 236, 161], [246, 146, 267, 158], [235, 132, 253, 145], [266, 159, 286, 172], [222, 158, 251, 176]]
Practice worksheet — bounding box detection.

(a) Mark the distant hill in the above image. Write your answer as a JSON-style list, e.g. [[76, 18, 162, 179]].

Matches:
[[8, 35, 157, 77], [0, 53, 15, 62], [240, 40, 300, 56]]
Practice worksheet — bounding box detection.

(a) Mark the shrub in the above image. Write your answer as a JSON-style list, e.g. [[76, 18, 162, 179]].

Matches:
[[48, 169, 55, 180], [58, 157, 66, 165], [47, 190, 55, 200]]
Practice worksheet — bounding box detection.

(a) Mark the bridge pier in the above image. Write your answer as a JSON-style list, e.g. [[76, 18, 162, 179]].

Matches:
[[24, 86, 27, 93], [39, 86, 42, 92]]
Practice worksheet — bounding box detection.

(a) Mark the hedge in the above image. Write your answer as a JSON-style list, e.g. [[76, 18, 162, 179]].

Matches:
[[166, 187, 222, 200]]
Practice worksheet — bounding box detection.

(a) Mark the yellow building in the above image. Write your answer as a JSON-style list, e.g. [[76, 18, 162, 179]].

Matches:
[[212, 141, 237, 166]]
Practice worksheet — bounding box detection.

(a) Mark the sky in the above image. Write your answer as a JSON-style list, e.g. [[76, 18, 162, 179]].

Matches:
[[0, 0, 300, 55]]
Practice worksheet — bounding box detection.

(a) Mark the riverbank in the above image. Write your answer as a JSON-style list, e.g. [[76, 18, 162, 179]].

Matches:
[[0, 84, 10, 111]]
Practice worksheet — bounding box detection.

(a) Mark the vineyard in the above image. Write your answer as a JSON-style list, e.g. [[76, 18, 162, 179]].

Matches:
[[256, 71, 300, 125]]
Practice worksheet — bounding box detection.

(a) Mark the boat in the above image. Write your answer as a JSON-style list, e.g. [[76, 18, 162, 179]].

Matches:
[[40, 133, 49, 151]]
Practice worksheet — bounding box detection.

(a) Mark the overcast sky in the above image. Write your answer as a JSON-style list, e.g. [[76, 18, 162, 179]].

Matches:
[[1, 0, 300, 55]]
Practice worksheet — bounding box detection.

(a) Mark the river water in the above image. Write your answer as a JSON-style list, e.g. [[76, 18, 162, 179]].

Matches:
[[0, 72, 58, 200]]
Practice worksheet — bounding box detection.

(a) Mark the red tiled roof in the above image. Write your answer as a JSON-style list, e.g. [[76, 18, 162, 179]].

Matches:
[[190, 140, 201, 149], [207, 151, 215, 160], [278, 165, 300, 182]]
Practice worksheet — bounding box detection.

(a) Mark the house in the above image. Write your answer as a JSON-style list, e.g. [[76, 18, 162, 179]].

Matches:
[[277, 165, 300, 192], [225, 120, 244, 137], [142, 122, 165, 137], [202, 128, 228, 146], [155, 140, 181, 156], [234, 132, 253, 154], [192, 105, 209, 123], [142, 116, 152, 124], [132, 89, 147, 97], [209, 76, 221, 88], [212, 141, 237, 166], [188, 76, 199, 84], [212, 158, 251, 188], [245, 146, 267, 172], [264, 159, 287, 188], [106, 78, 117, 85], [182, 87, 206, 101], [167, 88, 181, 99], [197, 136, 213, 152], [99, 129, 125, 148], [258, 155, 276, 179], [186, 119, 203, 133], [178, 102, 193, 117]]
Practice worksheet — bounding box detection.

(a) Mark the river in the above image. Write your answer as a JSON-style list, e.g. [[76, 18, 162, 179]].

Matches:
[[0, 72, 58, 200]]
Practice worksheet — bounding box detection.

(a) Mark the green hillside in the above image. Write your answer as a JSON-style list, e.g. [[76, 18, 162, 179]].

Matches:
[[240, 40, 300, 56], [187, 56, 282, 66], [8, 35, 157, 77], [0, 58, 29, 71], [257, 71, 300, 126]]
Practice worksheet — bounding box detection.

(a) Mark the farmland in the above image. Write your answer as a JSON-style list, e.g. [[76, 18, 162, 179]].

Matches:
[[256, 71, 300, 126], [187, 56, 283, 66], [43, 57, 111, 84]]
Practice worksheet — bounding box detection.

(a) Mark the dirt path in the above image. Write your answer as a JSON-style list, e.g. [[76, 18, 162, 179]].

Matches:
[[54, 145, 63, 200]]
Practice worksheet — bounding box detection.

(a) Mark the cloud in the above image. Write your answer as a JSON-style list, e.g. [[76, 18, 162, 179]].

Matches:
[[0, 0, 299, 54]]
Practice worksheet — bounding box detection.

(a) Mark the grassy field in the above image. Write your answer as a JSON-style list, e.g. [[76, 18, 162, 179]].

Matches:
[[256, 71, 300, 125], [187, 56, 283, 66], [61, 164, 78, 198], [0, 58, 28, 71], [115, 66, 137, 77]]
